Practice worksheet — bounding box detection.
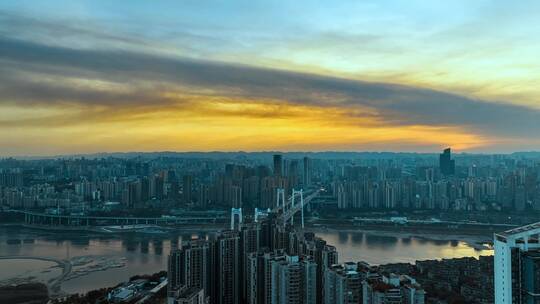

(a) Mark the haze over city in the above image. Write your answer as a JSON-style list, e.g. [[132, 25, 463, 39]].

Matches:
[[1, 0, 540, 156]]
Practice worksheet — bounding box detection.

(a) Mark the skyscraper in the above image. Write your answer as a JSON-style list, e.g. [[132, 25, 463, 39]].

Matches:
[[439, 148, 455, 176], [303, 157, 311, 188], [273, 154, 283, 177], [240, 224, 261, 302], [231, 185, 242, 208], [247, 252, 317, 304], [183, 175, 193, 204], [324, 262, 362, 304], [271, 255, 317, 304], [150, 174, 164, 199], [287, 159, 300, 188], [494, 223, 540, 304], [302, 238, 338, 304], [172, 287, 206, 304], [168, 239, 211, 300], [211, 231, 241, 304]]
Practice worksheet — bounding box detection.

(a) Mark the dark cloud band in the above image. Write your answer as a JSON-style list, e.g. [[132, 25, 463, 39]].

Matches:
[[0, 24, 538, 140]]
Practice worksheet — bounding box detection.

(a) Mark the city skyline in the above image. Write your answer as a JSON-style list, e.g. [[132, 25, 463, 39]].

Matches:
[[2, 2, 539, 299], [3, 150, 540, 161], [2, 147, 540, 302], [1, 1, 540, 155]]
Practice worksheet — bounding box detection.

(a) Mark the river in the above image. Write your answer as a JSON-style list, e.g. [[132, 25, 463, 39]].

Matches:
[[0, 226, 493, 294]]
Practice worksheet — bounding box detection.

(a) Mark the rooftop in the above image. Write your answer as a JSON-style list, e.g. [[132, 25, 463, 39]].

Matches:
[[497, 221, 540, 239]]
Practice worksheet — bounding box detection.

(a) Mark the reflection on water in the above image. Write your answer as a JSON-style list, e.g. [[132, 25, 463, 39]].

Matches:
[[401, 237, 411, 245], [153, 240, 163, 255], [337, 232, 348, 244], [0, 227, 493, 294], [0, 227, 200, 294], [316, 231, 493, 265]]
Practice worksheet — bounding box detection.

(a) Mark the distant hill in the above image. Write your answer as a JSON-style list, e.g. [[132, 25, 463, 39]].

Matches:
[[511, 151, 540, 158], [7, 150, 540, 161]]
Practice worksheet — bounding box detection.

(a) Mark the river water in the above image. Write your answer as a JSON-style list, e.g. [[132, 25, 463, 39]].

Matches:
[[0, 226, 493, 294]]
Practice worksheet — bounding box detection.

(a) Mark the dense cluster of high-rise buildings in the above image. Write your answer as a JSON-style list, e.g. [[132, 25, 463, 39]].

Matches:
[[333, 149, 540, 212], [0, 155, 314, 212], [1, 150, 540, 215], [167, 212, 425, 304]]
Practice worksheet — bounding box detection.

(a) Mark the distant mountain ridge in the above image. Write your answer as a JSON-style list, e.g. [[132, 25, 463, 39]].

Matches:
[[5, 150, 540, 160]]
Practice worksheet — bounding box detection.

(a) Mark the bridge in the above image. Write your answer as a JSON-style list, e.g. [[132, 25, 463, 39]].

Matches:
[[7, 210, 226, 227], [7, 190, 320, 229], [231, 188, 320, 230], [277, 189, 320, 228]]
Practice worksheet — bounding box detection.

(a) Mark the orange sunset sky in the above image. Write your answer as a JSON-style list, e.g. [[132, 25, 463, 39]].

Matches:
[[1, 1, 539, 156]]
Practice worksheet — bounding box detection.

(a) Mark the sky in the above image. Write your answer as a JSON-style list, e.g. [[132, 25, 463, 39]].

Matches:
[[0, 0, 539, 156]]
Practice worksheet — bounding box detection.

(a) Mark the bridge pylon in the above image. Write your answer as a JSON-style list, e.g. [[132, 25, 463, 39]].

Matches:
[[291, 189, 305, 228], [254, 208, 271, 222], [276, 188, 285, 210], [230, 208, 243, 231]]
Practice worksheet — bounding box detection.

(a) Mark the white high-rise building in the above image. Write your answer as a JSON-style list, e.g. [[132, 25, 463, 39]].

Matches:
[[494, 222, 540, 304]]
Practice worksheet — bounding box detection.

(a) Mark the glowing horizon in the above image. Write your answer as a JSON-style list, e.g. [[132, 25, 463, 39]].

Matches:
[[1, 1, 539, 156]]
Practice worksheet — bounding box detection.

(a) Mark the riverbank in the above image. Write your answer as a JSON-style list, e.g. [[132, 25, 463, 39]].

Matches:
[[0, 255, 131, 298], [307, 227, 493, 251], [305, 218, 503, 237], [0, 283, 48, 304], [0, 256, 70, 296], [0, 222, 227, 235], [2, 217, 507, 236]]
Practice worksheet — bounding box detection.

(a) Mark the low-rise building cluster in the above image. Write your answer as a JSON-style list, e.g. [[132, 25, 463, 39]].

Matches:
[[379, 256, 494, 303]]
